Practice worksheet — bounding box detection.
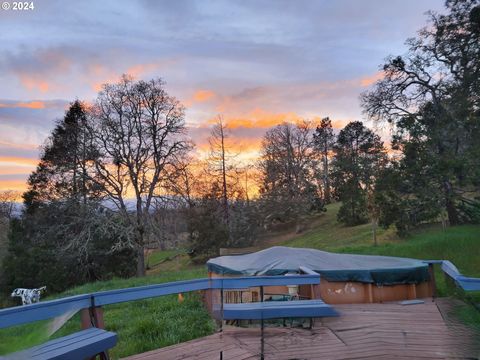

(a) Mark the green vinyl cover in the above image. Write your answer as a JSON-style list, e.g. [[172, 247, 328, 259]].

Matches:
[[207, 246, 430, 285]]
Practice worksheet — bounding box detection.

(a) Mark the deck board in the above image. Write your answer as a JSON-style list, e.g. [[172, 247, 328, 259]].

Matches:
[[122, 299, 480, 360]]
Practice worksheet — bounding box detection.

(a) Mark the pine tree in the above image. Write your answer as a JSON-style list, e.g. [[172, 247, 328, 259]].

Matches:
[[23, 100, 97, 211], [313, 117, 335, 204], [332, 121, 387, 226]]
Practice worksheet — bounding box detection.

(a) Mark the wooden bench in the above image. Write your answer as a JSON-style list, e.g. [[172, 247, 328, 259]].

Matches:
[[213, 298, 339, 360], [214, 299, 339, 320], [4, 328, 117, 360]]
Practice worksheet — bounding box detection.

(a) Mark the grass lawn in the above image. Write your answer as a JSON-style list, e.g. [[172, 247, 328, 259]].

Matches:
[[0, 268, 214, 359], [283, 203, 399, 250], [286, 204, 479, 278], [146, 249, 185, 269], [333, 224, 480, 296]]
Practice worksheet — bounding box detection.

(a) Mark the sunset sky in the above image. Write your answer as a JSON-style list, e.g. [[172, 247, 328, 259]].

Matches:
[[0, 0, 445, 193]]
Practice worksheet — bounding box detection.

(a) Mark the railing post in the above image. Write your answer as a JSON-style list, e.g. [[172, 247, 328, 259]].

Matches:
[[260, 285, 264, 360], [428, 263, 437, 301], [219, 278, 224, 360], [81, 295, 105, 330]]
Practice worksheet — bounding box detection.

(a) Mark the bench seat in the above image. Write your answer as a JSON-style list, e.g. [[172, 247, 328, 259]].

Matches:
[[5, 328, 117, 360], [214, 299, 339, 320]]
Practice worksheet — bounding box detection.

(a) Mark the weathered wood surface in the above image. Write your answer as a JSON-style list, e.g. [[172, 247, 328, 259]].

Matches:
[[123, 299, 480, 360]]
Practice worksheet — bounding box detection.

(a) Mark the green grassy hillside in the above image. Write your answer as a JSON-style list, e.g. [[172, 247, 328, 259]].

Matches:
[[283, 202, 399, 249], [285, 203, 479, 280]]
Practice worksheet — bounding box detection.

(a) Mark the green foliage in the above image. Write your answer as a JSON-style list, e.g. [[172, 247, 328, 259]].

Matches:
[[227, 200, 260, 248], [187, 181, 261, 260], [362, 0, 480, 230], [23, 100, 98, 211], [313, 117, 335, 204], [332, 121, 387, 226], [187, 197, 228, 263], [1, 202, 137, 297], [336, 186, 368, 226], [374, 163, 441, 236]]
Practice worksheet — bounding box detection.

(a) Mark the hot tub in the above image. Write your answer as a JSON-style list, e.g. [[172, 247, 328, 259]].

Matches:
[[206, 246, 433, 304]]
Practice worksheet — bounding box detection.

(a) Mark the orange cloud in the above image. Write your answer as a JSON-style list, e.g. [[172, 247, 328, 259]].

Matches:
[[0, 180, 28, 192], [207, 109, 304, 129], [196, 136, 262, 154], [360, 71, 384, 87], [206, 110, 350, 130], [0, 165, 34, 175], [0, 157, 38, 167], [0, 101, 46, 109], [193, 90, 215, 103]]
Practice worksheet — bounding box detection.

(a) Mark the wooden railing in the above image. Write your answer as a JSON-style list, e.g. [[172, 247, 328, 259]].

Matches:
[[0, 272, 320, 329], [2, 260, 476, 331], [423, 260, 480, 292]]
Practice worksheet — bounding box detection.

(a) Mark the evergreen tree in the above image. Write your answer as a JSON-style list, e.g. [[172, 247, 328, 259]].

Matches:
[[313, 117, 335, 204], [332, 121, 387, 226], [23, 100, 98, 211], [187, 182, 229, 263]]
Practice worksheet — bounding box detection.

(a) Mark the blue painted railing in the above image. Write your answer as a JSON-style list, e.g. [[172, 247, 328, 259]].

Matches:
[[440, 261, 480, 292], [423, 260, 480, 292], [2, 260, 476, 331], [0, 272, 320, 329]]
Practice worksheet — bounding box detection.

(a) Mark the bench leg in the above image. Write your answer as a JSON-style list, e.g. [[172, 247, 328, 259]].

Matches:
[[91, 351, 109, 360]]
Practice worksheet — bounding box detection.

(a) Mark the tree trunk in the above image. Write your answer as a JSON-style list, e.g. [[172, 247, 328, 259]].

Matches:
[[372, 218, 378, 246], [445, 198, 459, 226], [136, 216, 146, 277], [220, 122, 229, 225], [323, 145, 330, 204], [136, 246, 145, 277], [81, 124, 87, 206], [443, 180, 459, 226]]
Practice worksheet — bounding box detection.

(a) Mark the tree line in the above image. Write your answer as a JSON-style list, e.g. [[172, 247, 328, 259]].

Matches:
[[1, 0, 478, 295]]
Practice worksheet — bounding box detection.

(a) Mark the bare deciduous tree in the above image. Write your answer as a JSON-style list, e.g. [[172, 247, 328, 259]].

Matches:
[[88, 75, 189, 276], [0, 190, 18, 220], [206, 115, 240, 224], [0, 190, 18, 264], [259, 121, 322, 226]]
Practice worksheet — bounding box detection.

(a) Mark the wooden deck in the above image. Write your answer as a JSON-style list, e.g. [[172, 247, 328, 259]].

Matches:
[[123, 299, 480, 360]]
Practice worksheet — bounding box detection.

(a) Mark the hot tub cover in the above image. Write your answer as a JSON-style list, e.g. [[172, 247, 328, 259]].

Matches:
[[207, 246, 430, 285]]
